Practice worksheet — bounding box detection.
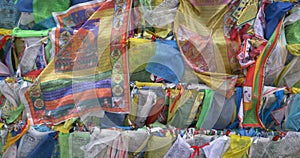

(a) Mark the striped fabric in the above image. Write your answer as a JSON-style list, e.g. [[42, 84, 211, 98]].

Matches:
[[24, 0, 132, 125], [243, 19, 284, 128]]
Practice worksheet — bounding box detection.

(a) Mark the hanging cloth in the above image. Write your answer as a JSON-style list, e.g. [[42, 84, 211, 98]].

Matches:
[[243, 18, 285, 128], [174, 0, 238, 98], [222, 134, 251, 158]]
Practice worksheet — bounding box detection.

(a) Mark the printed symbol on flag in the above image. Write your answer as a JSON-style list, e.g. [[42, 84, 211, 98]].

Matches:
[[243, 86, 252, 103]]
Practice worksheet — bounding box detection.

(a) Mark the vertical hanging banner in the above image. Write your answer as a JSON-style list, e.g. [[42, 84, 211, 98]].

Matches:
[[25, 0, 132, 125], [243, 19, 284, 128]]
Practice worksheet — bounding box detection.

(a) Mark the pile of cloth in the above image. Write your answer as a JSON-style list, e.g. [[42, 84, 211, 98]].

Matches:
[[0, 0, 299, 157]]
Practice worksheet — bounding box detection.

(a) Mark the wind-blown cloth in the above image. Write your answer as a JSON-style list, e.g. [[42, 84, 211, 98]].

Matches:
[[24, 0, 132, 125], [243, 19, 285, 128], [174, 0, 237, 98]]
